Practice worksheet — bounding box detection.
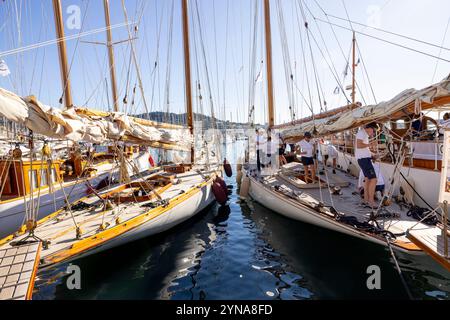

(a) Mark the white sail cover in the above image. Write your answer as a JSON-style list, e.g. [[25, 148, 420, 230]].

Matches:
[[0, 88, 193, 151], [281, 75, 450, 141]]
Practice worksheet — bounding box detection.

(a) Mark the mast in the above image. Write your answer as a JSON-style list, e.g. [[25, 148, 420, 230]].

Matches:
[[103, 0, 119, 112], [181, 0, 195, 163], [352, 31, 356, 105], [264, 0, 275, 128], [52, 0, 73, 109]]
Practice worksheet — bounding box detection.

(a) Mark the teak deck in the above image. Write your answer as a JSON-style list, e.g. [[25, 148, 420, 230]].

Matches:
[[0, 242, 41, 300], [407, 225, 450, 271]]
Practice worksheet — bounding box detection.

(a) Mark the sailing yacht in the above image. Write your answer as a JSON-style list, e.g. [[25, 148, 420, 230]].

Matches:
[[239, 0, 450, 266], [0, 0, 156, 238], [0, 0, 223, 272]]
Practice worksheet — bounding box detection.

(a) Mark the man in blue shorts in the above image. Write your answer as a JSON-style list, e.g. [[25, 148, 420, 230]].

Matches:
[[296, 132, 316, 183], [355, 123, 378, 208]]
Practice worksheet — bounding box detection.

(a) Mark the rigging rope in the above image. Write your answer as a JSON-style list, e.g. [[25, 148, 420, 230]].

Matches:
[[294, 0, 315, 122], [314, 18, 450, 64], [276, 0, 296, 121], [431, 17, 450, 82], [322, 11, 450, 53], [298, 0, 325, 114], [58, 0, 91, 106], [247, 0, 260, 126]]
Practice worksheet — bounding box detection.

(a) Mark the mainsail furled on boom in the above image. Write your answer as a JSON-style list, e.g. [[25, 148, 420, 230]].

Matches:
[[280, 74, 450, 142], [0, 87, 193, 151]]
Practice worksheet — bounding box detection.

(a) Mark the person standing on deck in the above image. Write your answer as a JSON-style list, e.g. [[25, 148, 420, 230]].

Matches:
[[256, 128, 268, 172], [296, 132, 316, 183], [327, 142, 338, 174], [355, 123, 378, 208], [358, 159, 385, 200]]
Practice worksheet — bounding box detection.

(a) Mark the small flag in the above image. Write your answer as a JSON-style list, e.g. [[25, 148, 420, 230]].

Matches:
[[333, 86, 340, 94], [343, 62, 349, 77], [0, 60, 10, 77], [255, 70, 263, 83]]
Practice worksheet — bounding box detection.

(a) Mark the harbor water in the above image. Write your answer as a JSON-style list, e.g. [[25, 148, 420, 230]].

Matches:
[[33, 142, 450, 300]]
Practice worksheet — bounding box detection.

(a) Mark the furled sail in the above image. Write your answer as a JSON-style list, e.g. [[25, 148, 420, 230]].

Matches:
[[0, 87, 193, 151], [280, 74, 450, 141]]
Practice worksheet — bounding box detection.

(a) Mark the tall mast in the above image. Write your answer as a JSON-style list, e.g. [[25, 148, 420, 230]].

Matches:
[[52, 0, 73, 109], [264, 0, 275, 128], [351, 31, 356, 105], [103, 0, 119, 112], [181, 0, 195, 163]]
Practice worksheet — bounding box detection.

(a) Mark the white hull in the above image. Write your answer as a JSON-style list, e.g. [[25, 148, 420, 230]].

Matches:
[[0, 152, 151, 238], [248, 175, 422, 254]]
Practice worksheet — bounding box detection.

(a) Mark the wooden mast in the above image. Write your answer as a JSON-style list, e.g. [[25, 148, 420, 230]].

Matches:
[[181, 0, 195, 163], [352, 31, 356, 105], [264, 0, 275, 128], [103, 0, 119, 112], [52, 0, 73, 109]]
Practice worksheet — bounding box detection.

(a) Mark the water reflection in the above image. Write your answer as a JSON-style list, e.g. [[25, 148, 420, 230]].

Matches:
[[245, 192, 450, 299]]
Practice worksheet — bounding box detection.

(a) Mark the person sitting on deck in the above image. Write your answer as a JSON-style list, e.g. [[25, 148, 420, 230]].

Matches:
[[296, 132, 316, 183], [355, 122, 379, 208], [358, 160, 385, 201]]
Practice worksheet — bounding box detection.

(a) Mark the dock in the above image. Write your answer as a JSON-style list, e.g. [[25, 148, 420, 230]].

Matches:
[[407, 224, 450, 272], [0, 242, 41, 300]]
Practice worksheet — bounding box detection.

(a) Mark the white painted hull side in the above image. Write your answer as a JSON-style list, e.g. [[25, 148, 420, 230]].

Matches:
[[57, 181, 215, 265], [248, 176, 420, 254]]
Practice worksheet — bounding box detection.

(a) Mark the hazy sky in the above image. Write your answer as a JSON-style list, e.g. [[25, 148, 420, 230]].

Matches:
[[0, 0, 449, 126]]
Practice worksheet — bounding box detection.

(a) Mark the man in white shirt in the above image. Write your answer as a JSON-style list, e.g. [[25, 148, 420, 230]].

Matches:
[[256, 128, 266, 171], [355, 123, 378, 207], [296, 132, 316, 183], [358, 160, 385, 199]]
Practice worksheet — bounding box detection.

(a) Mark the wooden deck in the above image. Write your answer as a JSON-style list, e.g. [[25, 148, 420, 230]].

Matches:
[[0, 167, 216, 269], [407, 225, 450, 271], [255, 163, 433, 252], [0, 242, 41, 300]]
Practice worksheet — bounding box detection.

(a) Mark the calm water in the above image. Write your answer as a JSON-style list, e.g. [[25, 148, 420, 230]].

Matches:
[[33, 142, 450, 300]]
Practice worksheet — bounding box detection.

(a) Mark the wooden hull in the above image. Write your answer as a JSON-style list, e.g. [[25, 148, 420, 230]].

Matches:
[[41, 174, 216, 268], [74, 183, 213, 262]]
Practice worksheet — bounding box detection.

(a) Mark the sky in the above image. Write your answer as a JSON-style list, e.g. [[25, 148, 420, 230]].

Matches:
[[0, 0, 449, 126]]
